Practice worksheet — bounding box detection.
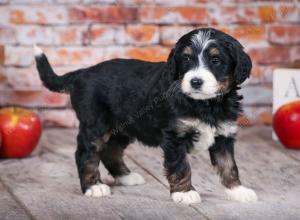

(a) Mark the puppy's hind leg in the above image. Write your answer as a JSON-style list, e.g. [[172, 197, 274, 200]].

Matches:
[[101, 134, 145, 186], [75, 126, 111, 198]]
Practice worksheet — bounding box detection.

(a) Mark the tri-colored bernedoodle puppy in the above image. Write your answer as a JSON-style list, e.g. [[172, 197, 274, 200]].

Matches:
[[35, 28, 257, 204]]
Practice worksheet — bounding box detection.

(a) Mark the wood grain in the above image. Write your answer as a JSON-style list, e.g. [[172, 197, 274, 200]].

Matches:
[[243, 126, 300, 163], [0, 180, 30, 220], [126, 127, 300, 220], [1, 127, 300, 220], [0, 130, 202, 220]]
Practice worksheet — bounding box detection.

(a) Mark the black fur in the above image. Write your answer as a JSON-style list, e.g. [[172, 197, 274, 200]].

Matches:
[[209, 135, 241, 188], [35, 28, 252, 197]]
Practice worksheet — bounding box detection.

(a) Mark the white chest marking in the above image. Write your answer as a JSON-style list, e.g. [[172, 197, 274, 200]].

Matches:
[[217, 121, 238, 137], [177, 119, 238, 151], [177, 119, 216, 150]]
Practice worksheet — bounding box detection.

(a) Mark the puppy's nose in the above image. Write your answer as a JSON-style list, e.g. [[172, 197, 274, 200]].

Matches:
[[190, 78, 203, 89]]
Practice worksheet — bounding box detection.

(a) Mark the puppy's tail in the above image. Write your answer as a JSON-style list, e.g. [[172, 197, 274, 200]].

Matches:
[[34, 45, 78, 93]]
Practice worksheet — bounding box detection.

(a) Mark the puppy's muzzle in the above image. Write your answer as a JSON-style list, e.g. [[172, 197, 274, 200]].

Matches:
[[190, 78, 203, 90]]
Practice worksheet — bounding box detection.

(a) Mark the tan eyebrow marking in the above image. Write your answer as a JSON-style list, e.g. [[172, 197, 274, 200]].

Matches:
[[183, 46, 193, 55], [209, 48, 220, 56]]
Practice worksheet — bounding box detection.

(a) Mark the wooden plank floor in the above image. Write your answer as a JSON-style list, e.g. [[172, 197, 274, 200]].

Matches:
[[0, 126, 300, 220]]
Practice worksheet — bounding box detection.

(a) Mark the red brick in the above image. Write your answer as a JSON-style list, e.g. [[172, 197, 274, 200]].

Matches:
[[2, 65, 87, 90], [215, 25, 266, 49], [16, 26, 53, 45], [88, 25, 125, 45], [231, 25, 266, 43], [45, 47, 104, 66], [0, 89, 69, 107], [237, 4, 277, 24], [42, 46, 129, 66], [291, 46, 300, 63], [278, 4, 300, 23], [213, 26, 231, 35], [9, 6, 68, 24], [269, 25, 300, 45], [237, 7, 258, 23], [126, 25, 159, 46], [0, 45, 4, 65], [4, 46, 33, 67], [53, 25, 88, 45], [5, 46, 130, 67], [101, 46, 127, 61], [194, 0, 238, 2], [0, 7, 9, 25], [248, 46, 291, 65], [0, 26, 16, 44], [125, 46, 170, 62], [154, 0, 188, 4], [209, 5, 239, 24], [56, 0, 80, 3], [258, 5, 277, 23], [160, 26, 193, 46], [140, 6, 208, 24], [5, 46, 107, 68], [8, 0, 51, 3], [0, 67, 7, 87], [3, 67, 42, 89], [69, 6, 138, 23], [39, 109, 79, 128], [2, 0, 295, 128], [103, 0, 154, 3], [82, 0, 120, 3]]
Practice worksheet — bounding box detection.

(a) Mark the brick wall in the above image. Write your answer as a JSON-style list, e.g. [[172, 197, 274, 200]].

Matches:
[[0, 0, 299, 127]]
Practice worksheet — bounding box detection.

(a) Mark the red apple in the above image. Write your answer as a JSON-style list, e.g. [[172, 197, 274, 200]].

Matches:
[[273, 100, 300, 149], [0, 107, 42, 158]]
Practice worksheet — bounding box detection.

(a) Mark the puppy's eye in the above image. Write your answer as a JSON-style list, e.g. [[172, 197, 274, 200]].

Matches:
[[211, 57, 221, 65], [182, 54, 191, 62]]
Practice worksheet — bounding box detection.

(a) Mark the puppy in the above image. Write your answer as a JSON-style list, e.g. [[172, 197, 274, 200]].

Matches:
[[35, 28, 257, 204]]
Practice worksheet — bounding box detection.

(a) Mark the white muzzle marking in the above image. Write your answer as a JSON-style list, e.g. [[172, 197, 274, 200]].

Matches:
[[181, 67, 219, 100]]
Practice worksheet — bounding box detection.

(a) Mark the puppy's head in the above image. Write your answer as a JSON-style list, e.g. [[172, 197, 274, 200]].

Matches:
[[168, 28, 252, 100]]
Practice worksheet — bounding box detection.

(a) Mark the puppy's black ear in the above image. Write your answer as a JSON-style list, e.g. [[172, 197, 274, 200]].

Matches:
[[234, 49, 252, 85], [166, 48, 178, 80]]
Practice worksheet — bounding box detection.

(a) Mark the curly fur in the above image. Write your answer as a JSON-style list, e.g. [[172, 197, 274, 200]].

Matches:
[[35, 28, 256, 203]]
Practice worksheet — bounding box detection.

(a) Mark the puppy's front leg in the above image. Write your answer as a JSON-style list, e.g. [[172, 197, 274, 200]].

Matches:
[[209, 135, 257, 202], [161, 132, 201, 204]]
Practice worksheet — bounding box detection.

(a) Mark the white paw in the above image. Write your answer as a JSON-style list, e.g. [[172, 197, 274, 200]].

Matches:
[[115, 172, 146, 186], [84, 184, 111, 197], [171, 190, 202, 204], [225, 186, 257, 202]]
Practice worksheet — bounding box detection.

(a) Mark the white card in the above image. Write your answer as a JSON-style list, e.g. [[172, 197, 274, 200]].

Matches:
[[273, 68, 300, 140]]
